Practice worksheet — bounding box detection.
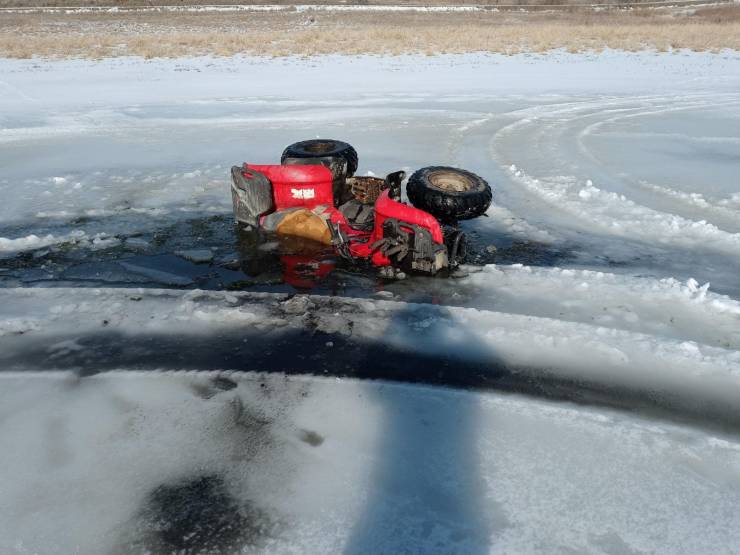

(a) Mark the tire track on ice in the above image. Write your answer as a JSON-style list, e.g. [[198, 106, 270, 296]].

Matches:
[[488, 95, 740, 257], [575, 95, 740, 232]]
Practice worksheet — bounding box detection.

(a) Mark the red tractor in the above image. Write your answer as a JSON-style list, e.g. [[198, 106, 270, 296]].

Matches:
[[231, 139, 492, 279]]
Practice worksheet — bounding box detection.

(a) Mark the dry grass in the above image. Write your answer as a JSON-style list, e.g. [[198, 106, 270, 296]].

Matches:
[[1, 6, 739, 58], [0, 0, 709, 6]]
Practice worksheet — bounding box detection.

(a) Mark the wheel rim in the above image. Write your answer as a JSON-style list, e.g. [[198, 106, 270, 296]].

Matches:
[[428, 171, 474, 192], [304, 141, 337, 154]]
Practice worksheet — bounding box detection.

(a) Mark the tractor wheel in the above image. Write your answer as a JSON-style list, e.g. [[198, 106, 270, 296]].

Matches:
[[406, 166, 492, 223], [281, 139, 359, 177]]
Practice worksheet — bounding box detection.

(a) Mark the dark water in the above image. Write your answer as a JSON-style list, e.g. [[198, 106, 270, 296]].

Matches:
[[0, 211, 574, 303]]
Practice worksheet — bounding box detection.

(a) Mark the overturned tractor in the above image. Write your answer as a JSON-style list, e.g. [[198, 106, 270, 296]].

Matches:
[[231, 139, 492, 277]]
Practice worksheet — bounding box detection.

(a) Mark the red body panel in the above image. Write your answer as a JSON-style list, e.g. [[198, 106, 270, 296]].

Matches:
[[345, 191, 444, 266], [239, 165, 444, 270], [245, 164, 334, 210], [373, 190, 444, 244]]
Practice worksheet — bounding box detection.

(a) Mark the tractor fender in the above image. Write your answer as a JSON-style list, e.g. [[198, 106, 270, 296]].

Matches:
[[372, 191, 444, 244], [245, 164, 335, 211]]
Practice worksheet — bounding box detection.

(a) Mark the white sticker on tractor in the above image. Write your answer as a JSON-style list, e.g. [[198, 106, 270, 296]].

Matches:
[[291, 188, 316, 200]]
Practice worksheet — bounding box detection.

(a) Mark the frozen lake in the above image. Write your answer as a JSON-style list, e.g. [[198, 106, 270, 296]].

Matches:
[[2, 52, 740, 298], [1, 51, 739, 554]]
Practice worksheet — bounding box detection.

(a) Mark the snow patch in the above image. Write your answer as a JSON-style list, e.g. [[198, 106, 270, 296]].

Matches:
[[0, 231, 86, 255], [505, 166, 740, 256], [458, 264, 740, 349], [0, 231, 120, 257]]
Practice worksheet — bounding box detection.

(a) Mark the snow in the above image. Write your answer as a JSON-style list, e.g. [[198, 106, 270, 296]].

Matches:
[[501, 135, 740, 256], [1, 50, 739, 553], [455, 264, 740, 349], [0, 231, 84, 254], [0, 230, 119, 257]]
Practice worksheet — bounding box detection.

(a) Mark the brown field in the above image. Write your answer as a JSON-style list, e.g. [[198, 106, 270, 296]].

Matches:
[[1, 4, 739, 58], [0, 0, 721, 6]]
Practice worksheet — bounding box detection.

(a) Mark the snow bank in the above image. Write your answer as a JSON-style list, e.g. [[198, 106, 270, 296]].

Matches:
[[0, 231, 84, 254], [506, 165, 740, 256], [457, 263, 740, 349]]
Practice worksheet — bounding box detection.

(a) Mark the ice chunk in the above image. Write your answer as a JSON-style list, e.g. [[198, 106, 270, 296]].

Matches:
[[125, 237, 150, 250], [175, 249, 214, 264], [119, 262, 194, 286], [0, 231, 86, 256]]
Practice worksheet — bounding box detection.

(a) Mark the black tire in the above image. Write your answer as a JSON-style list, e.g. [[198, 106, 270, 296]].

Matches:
[[281, 139, 359, 177], [406, 166, 492, 222]]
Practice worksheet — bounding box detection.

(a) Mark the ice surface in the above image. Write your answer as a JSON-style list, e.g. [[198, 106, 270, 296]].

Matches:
[[1, 51, 740, 554], [1, 51, 739, 294], [119, 261, 195, 286], [0, 370, 738, 555], [3, 286, 740, 550], [1, 287, 739, 423]]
